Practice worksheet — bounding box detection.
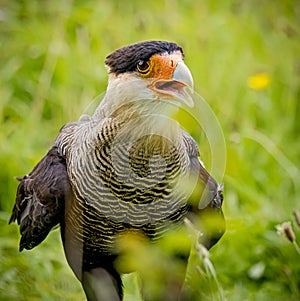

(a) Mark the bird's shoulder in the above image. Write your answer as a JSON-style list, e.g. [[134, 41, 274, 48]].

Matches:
[[181, 130, 200, 159], [55, 115, 105, 156]]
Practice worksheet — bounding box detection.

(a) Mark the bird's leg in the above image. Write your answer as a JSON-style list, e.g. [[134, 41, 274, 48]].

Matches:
[[139, 253, 189, 301], [82, 267, 123, 301]]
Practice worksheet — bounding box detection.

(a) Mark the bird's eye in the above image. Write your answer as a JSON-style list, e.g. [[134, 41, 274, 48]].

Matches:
[[137, 60, 151, 74]]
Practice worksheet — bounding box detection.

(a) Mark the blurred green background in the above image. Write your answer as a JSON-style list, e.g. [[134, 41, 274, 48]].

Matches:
[[1, 0, 300, 300]]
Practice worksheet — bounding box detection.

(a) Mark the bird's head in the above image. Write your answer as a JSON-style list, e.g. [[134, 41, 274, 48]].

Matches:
[[104, 41, 194, 109]]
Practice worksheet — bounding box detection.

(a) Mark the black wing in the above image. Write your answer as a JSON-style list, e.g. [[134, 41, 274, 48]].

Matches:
[[190, 156, 225, 249], [9, 146, 70, 251], [184, 132, 225, 249]]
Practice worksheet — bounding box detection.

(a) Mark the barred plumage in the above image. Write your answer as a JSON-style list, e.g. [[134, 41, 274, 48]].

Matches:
[[10, 41, 225, 301]]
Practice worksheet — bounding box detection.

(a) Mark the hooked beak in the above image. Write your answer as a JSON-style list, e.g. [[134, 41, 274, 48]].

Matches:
[[153, 61, 194, 107]]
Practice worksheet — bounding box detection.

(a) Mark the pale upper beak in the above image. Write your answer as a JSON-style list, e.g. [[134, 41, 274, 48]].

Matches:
[[173, 61, 194, 89], [153, 61, 194, 107]]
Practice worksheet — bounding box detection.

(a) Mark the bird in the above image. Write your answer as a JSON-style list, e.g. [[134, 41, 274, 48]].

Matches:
[[9, 40, 225, 300]]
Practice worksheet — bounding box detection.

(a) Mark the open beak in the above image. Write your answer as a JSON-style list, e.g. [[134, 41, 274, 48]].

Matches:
[[153, 61, 194, 107]]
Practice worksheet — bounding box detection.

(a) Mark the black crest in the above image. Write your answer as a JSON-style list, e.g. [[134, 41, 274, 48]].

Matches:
[[105, 40, 184, 75]]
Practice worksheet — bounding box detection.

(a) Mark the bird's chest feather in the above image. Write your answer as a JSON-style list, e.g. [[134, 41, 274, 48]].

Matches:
[[67, 114, 192, 253], [95, 119, 185, 204]]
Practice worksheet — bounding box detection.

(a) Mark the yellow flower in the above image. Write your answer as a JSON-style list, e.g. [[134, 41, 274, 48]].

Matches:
[[247, 72, 271, 90]]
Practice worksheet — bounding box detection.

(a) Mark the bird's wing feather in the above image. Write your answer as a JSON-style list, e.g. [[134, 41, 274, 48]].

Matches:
[[9, 146, 70, 251], [183, 131, 225, 248]]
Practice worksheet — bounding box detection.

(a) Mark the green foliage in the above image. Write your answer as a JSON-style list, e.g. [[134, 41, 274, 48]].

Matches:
[[1, 0, 300, 299]]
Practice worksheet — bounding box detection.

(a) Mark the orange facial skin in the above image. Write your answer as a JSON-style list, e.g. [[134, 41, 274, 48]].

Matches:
[[139, 51, 184, 81]]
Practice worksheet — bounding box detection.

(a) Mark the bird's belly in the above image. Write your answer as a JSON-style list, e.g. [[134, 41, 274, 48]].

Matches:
[[72, 202, 189, 271], [65, 194, 189, 256]]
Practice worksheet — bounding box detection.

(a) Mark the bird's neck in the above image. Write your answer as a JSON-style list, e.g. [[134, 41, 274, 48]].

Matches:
[[102, 99, 182, 148], [93, 75, 154, 119], [92, 77, 182, 144]]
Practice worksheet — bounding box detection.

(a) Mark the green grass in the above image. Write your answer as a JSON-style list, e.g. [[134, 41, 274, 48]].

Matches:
[[1, 0, 300, 300]]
